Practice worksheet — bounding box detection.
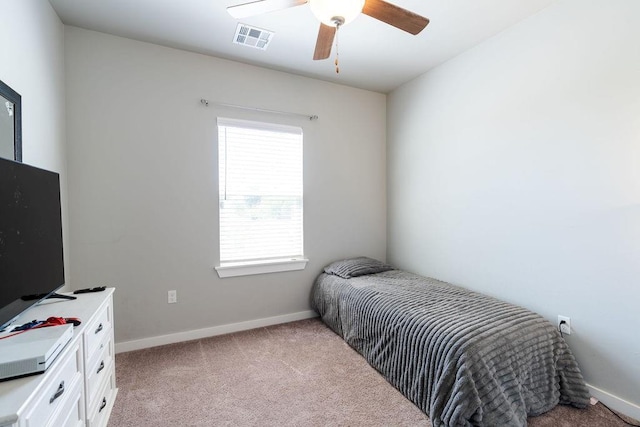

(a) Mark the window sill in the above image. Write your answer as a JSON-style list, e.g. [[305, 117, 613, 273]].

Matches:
[[215, 258, 309, 278]]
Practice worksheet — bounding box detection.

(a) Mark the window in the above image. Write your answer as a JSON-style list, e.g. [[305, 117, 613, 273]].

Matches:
[[215, 118, 307, 278]]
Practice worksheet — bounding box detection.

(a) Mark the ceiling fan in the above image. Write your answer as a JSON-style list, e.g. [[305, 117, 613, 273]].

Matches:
[[227, 0, 429, 62]]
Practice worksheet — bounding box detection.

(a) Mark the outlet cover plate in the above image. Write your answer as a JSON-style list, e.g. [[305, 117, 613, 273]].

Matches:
[[168, 290, 177, 304], [558, 315, 571, 335]]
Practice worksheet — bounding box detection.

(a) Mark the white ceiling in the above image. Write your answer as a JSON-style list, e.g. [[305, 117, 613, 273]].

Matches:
[[48, 0, 557, 93]]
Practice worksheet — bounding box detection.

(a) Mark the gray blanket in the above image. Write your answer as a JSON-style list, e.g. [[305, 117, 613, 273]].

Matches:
[[312, 270, 590, 426]]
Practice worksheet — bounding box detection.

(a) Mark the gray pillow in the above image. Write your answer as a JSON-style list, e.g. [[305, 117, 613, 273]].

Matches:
[[324, 257, 394, 279]]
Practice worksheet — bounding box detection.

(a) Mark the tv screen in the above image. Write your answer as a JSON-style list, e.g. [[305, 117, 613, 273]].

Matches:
[[0, 157, 65, 330]]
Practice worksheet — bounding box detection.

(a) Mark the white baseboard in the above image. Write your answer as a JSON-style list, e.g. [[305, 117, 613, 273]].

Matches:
[[587, 383, 640, 421], [115, 310, 318, 354]]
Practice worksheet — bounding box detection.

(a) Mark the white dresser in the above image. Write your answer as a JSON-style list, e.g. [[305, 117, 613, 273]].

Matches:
[[0, 288, 117, 427]]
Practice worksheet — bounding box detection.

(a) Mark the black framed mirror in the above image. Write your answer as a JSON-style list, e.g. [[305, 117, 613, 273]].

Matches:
[[0, 79, 22, 162]]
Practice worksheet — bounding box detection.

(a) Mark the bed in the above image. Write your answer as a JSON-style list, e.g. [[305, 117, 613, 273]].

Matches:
[[311, 257, 590, 427]]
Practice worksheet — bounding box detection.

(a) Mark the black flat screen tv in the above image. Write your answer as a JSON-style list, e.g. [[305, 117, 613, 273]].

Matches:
[[0, 157, 65, 330]]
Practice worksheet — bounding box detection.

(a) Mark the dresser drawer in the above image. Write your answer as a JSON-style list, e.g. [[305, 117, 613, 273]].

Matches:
[[84, 303, 112, 361], [23, 341, 82, 427], [87, 371, 117, 427], [45, 376, 84, 427], [86, 332, 113, 410]]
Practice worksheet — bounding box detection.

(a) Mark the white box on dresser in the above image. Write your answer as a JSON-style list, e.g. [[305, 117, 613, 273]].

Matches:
[[0, 288, 117, 427]]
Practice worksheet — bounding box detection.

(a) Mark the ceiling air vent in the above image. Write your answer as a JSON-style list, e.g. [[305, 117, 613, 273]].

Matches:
[[233, 23, 274, 51]]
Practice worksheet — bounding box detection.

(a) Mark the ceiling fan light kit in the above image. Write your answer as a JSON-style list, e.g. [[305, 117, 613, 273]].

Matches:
[[308, 0, 365, 27]]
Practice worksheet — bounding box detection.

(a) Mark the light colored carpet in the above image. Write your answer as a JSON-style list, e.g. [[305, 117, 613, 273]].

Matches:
[[108, 318, 638, 427]]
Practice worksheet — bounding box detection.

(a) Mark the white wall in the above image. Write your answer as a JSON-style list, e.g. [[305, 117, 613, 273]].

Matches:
[[0, 1, 70, 289], [64, 27, 387, 345], [388, 0, 639, 416]]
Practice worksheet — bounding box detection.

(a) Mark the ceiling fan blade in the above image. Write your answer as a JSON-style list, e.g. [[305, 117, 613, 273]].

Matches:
[[362, 0, 429, 35], [313, 24, 336, 60], [227, 0, 307, 19]]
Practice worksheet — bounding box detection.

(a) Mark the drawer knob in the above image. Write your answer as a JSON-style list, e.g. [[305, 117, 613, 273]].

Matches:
[[99, 397, 107, 412], [97, 360, 105, 374], [95, 323, 103, 334], [49, 381, 65, 404]]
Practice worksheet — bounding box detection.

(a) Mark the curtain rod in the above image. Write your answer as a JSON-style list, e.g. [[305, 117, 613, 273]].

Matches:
[[200, 99, 318, 121]]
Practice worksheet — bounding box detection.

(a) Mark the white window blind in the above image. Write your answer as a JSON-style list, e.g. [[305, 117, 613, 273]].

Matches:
[[218, 118, 303, 265]]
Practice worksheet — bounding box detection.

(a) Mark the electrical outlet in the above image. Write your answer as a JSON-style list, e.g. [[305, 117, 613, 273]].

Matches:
[[558, 315, 571, 335], [168, 290, 177, 304]]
